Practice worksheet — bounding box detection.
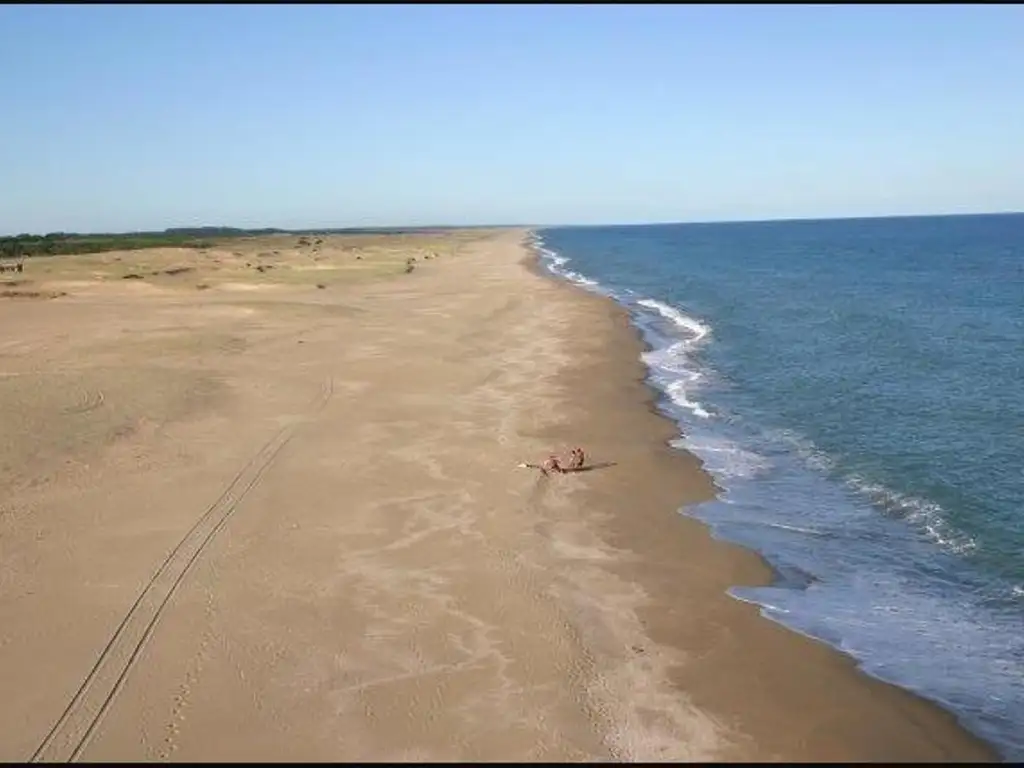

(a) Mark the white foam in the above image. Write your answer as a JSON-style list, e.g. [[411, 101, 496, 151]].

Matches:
[[642, 343, 707, 377], [534, 244, 606, 293], [663, 378, 711, 419], [764, 428, 837, 473], [541, 249, 566, 267], [632, 300, 714, 420], [538, 239, 714, 430], [671, 435, 770, 480], [642, 362, 711, 420], [562, 268, 600, 288], [728, 590, 792, 615], [845, 475, 978, 555], [636, 298, 711, 346], [760, 521, 826, 537], [535, 236, 634, 302]]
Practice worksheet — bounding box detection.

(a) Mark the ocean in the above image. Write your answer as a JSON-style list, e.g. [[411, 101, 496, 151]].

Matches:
[[533, 214, 1023, 760]]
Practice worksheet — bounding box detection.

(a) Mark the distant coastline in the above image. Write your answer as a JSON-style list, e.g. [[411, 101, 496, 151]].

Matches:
[[4, 211, 1020, 261]]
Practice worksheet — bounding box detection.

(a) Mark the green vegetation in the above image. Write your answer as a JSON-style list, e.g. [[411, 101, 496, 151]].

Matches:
[[0, 231, 217, 259], [0, 225, 455, 259]]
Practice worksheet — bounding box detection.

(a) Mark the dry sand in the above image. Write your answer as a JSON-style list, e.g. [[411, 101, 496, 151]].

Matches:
[[0, 230, 997, 761]]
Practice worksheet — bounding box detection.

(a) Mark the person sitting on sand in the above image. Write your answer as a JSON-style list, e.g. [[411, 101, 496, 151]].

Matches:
[[568, 447, 586, 471]]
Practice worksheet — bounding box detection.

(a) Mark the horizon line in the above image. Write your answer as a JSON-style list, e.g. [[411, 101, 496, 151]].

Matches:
[[538, 209, 1024, 230]]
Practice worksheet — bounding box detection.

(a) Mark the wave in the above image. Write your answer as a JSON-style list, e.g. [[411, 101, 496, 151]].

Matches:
[[635, 298, 712, 347], [760, 427, 838, 474], [631, 297, 714, 420], [533, 236, 604, 292], [844, 475, 979, 556], [670, 435, 770, 481], [759, 428, 979, 559], [633, 306, 714, 421], [757, 521, 828, 537]]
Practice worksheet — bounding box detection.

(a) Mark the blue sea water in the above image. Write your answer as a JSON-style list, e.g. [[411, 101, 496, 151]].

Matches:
[[533, 214, 1024, 760]]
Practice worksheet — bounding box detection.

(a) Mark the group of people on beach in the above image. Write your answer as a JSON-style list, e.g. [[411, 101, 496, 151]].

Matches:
[[523, 447, 586, 476]]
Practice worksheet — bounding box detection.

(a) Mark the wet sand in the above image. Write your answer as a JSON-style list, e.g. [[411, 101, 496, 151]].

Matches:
[[0, 229, 997, 761]]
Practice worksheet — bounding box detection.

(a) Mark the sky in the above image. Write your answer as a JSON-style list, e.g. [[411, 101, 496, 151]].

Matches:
[[2, 4, 1023, 234]]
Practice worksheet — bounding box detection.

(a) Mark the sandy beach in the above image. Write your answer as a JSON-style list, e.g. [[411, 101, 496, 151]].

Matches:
[[0, 229, 997, 762]]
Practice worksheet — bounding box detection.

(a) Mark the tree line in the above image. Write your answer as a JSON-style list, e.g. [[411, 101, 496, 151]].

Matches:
[[0, 232, 215, 259]]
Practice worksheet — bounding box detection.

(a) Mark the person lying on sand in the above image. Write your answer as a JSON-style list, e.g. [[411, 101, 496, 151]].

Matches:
[[520, 448, 587, 475], [541, 454, 564, 475]]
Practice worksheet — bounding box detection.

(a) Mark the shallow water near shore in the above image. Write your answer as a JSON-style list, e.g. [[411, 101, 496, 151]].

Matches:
[[534, 214, 1024, 760]]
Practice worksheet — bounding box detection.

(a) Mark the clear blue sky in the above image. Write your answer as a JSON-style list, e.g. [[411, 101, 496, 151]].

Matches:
[[2, 4, 1022, 234]]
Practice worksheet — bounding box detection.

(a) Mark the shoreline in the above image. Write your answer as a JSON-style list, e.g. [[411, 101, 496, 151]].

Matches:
[[521, 232, 1001, 761], [0, 228, 999, 761]]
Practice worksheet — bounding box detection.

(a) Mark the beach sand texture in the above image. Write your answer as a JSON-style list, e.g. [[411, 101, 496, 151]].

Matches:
[[0, 230, 996, 761]]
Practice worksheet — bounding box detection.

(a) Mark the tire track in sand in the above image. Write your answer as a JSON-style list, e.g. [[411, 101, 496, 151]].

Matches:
[[29, 377, 334, 763]]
